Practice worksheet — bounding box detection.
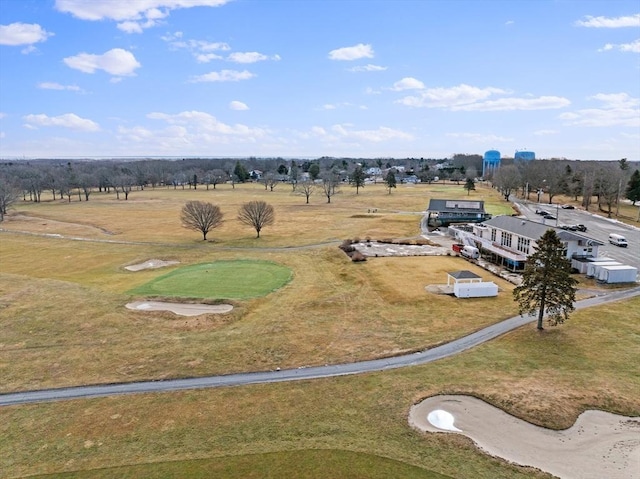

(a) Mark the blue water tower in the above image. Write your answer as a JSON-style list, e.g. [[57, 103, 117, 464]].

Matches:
[[482, 150, 501, 178], [514, 150, 535, 161]]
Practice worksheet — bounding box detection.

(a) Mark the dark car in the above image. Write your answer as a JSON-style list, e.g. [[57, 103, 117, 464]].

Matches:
[[543, 214, 556, 220], [574, 224, 587, 232], [535, 209, 546, 215], [561, 204, 575, 209]]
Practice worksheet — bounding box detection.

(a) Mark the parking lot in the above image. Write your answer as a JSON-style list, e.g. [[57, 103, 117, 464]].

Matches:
[[516, 201, 640, 271]]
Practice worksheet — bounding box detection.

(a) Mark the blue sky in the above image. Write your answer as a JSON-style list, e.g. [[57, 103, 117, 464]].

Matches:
[[0, 0, 638, 161]]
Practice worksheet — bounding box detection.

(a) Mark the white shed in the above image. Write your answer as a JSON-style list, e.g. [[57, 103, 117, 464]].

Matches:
[[586, 261, 621, 278], [447, 270, 498, 298], [597, 265, 638, 284]]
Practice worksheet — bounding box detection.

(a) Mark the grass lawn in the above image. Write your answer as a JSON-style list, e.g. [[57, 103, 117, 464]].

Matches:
[[128, 260, 293, 300], [0, 181, 637, 478]]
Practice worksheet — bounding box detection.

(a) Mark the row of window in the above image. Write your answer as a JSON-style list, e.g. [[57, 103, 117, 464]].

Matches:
[[490, 229, 530, 253]]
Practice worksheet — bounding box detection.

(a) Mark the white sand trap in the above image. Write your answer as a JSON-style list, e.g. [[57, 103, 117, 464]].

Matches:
[[125, 259, 180, 271], [409, 395, 640, 479], [427, 409, 462, 432], [126, 301, 233, 316]]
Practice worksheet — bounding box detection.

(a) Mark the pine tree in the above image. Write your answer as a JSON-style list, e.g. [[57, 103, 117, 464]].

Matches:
[[513, 229, 578, 330], [384, 171, 397, 194], [350, 165, 366, 194], [625, 169, 640, 206]]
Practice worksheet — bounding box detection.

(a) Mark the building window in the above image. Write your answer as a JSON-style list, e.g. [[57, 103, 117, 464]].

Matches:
[[517, 237, 530, 253], [491, 229, 496, 242], [501, 232, 512, 248]]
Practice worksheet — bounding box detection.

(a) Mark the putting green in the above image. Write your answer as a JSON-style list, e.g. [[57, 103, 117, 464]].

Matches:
[[129, 260, 292, 300]]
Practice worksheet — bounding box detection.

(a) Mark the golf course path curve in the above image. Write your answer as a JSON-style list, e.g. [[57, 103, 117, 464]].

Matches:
[[1, 285, 638, 406]]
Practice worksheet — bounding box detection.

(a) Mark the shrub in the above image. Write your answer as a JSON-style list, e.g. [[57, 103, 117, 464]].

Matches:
[[351, 251, 367, 262]]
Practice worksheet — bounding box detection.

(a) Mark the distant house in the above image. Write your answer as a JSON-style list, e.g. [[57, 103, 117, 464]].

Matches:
[[425, 199, 491, 228], [249, 170, 263, 181], [455, 216, 603, 272]]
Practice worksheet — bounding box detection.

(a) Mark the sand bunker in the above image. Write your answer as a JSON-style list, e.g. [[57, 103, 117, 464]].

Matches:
[[409, 395, 639, 479], [125, 259, 180, 271], [126, 301, 233, 316]]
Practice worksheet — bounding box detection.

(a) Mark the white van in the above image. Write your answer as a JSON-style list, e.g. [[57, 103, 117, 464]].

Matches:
[[461, 245, 480, 259], [608, 233, 628, 248]]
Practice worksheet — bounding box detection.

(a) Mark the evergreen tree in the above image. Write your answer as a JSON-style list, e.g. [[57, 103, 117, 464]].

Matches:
[[308, 163, 320, 180], [350, 165, 366, 194], [384, 171, 397, 194], [464, 177, 475, 195], [513, 229, 578, 330], [233, 161, 250, 182], [625, 169, 640, 206]]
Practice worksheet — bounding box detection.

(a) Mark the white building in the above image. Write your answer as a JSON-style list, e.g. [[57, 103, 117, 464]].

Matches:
[[452, 216, 603, 272]]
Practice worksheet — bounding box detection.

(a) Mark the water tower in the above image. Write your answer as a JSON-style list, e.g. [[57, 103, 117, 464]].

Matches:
[[514, 150, 535, 161], [482, 150, 501, 178]]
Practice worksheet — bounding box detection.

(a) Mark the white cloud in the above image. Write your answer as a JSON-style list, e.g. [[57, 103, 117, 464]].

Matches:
[[227, 52, 268, 63], [64, 48, 141, 76], [446, 132, 513, 143], [391, 77, 425, 91], [0, 22, 53, 46], [229, 101, 249, 111], [328, 43, 374, 61], [575, 14, 640, 28], [349, 64, 387, 72], [559, 92, 640, 127], [395, 83, 569, 111], [534, 129, 559, 136], [598, 39, 640, 53], [55, 0, 231, 33], [190, 69, 255, 82], [322, 104, 337, 110], [397, 84, 507, 108], [453, 96, 571, 111], [195, 53, 224, 63], [0, 112, 6, 119], [23, 113, 100, 131], [116, 110, 268, 149], [162, 35, 232, 62], [38, 82, 82, 91], [330, 124, 413, 142]]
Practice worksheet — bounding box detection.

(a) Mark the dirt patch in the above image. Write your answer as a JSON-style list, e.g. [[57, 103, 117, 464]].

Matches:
[[409, 395, 640, 479], [125, 259, 180, 271], [126, 301, 233, 316]]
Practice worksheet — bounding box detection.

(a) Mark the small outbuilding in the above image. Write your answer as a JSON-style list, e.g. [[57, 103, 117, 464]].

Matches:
[[447, 270, 498, 298]]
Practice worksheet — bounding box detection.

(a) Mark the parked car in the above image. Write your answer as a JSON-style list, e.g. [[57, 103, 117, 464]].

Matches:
[[535, 209, 546, 215], [561, 204, 575, 209], [574, 224, 587, 232], [543, 214, 556, 220]]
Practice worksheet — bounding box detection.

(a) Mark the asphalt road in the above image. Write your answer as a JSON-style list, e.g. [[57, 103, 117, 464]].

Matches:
[[516, 201, 640, 271], [2, 285, 638, 407]]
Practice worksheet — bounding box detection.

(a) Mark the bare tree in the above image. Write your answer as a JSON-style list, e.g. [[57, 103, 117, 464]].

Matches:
[[321, 172, 340, 203], [0, 177, 20, 221], [238, 200, 274, 238], [181, 201, 224, 240], [492, 165, 521, 200], [296, 179, 316, 204]]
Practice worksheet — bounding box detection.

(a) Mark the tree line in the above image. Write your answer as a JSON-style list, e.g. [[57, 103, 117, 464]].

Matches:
[[1, 156, 638, 222]]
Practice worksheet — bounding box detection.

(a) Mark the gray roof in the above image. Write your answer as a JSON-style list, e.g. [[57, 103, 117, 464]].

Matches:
[[448, 270, 482, 280], [482, 216, 603, 245], [428, 199, 486, 213]]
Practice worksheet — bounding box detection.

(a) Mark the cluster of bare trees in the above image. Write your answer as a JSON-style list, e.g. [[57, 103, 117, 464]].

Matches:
[[1, 156, 638, 222], [181, 200, 274, 240], [490, 158, 639, 219]]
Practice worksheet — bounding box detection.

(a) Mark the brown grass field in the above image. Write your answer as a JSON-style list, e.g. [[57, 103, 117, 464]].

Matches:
[[0, 181, 638, 478]]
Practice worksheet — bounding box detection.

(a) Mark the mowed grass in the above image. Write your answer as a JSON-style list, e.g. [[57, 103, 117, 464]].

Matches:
[[1, 180, 638, 478], [128, 260, 293, 300], [22, 450, 452, 479], [2, 296, 637, 479]]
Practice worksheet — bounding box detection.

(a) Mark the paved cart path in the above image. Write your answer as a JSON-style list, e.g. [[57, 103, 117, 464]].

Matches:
[[1, 285, 639, 406]]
